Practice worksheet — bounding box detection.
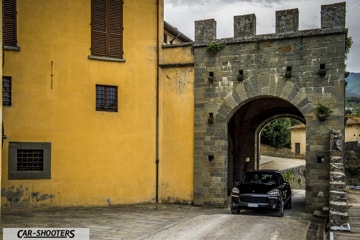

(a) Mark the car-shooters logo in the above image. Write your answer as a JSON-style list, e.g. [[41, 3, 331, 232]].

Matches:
[[3, 228, 89, 240]]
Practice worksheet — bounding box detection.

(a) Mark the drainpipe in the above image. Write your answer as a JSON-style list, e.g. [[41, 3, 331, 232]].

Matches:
[[155, 0, 160, 203], [170, 32, 181, 44]]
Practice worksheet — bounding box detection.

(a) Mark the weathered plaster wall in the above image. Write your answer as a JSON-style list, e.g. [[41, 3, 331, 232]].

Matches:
[[290, 126, 306, 156], [345, 124, 360, 143], [1, 185, 54, 208], [2, 0, 163, 208], [159, 44, 194, 203]]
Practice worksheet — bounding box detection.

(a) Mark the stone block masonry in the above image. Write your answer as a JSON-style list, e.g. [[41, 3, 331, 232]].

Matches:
[[234, 14, 256, 39], [193, 1, 347, 215], [276, 9, 299, 33], [329, 130, 350, 231]]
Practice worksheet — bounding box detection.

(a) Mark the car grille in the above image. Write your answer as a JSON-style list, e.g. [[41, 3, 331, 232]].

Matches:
[[240, 196, 267, 203]]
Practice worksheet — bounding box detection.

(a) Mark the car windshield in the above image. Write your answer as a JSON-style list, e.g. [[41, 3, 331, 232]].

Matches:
[[242, 172, 280, 185]]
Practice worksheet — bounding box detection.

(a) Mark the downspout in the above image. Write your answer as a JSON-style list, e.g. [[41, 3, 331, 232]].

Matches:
[[170, 32, 181, 44], [155, 0, 160, 203]]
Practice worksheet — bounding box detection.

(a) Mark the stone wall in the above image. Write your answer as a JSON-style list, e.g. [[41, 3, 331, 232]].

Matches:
[[329, 130, 350, 231], [193, 2, 347, 211], [261, 144, 304, 159], [281, 166, 306, 189], [344, 141, 360, 186]]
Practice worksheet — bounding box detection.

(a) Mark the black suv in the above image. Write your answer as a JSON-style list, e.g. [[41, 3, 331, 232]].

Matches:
[[230, 170, 292, 217]]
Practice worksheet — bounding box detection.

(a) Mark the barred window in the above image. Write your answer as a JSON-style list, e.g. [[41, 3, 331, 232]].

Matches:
[[91, 0, 123, 59], [17, 149, 44, 171], [96, 85, 118, 112], [3, 76, 12, 106], [9, 142, 51, 179]]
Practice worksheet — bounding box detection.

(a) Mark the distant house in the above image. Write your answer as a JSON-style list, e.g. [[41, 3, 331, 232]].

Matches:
[[289, 116, 360, 155], [164, 21, 192, 45], [345, 116, 360, 142], [289, 124, 306, 156]]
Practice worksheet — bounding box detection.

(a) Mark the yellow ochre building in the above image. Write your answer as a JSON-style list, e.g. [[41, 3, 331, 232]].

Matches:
[[1, 0, 194, 208]]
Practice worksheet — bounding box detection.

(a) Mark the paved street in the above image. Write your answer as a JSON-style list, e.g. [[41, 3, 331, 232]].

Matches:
[[260, 155, 305, 170], [1, 190, 325, 240], [0, 157, 321, 240], [332, 187, 360, 240], [145, 190, 321, 240]]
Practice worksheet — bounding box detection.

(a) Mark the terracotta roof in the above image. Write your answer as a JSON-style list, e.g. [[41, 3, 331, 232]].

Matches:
[[346, 115, 360, 125], [288, 116, 360, 130], [288, 124, 306, 130]]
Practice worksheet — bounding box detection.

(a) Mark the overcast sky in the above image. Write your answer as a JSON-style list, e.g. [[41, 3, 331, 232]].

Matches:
[[164, 0, 360, 73]]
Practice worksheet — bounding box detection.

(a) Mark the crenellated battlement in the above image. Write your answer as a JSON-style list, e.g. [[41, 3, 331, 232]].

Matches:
[[195, 2, 346, 43], [193, 1, 348, 225]]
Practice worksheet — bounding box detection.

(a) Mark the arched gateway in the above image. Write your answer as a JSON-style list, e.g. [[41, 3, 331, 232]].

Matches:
[[193, 2, 347, 212]]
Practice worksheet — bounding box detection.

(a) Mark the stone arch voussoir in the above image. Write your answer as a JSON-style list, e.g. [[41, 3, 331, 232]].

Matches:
[[219, 80, 314, 124]]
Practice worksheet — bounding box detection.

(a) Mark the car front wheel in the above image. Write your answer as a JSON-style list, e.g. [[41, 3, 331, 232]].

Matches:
[[230, 208, 240, 214], [285, 197, 292, 209], [277, 200, 284, 217]]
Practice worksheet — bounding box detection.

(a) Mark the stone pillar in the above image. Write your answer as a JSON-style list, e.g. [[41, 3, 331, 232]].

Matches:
[[234, 14, 256, 39], [321, 2, 346, 30], [329, 129, 351, 231], [276, 9, 299, 33], [195, 19, 216, 44]]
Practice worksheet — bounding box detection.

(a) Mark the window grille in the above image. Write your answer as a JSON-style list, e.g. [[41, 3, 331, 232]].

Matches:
[[9, 142, 51, 179], [96, 85, 118, 112], [17, 149, 44, 171], [3, 76, 12, 106]]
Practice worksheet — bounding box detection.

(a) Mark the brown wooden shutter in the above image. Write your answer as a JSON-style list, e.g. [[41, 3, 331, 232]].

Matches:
[[91, 0, 107, 56], [3, 0, 17, 47], [108, 0, 123, 58], [91, 0, 123, 58]]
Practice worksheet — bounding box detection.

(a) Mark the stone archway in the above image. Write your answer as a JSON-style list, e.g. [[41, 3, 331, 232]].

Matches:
[[193, 87, 313, 207], [193, 2, 346, 211], [228, 96, 306, 192]]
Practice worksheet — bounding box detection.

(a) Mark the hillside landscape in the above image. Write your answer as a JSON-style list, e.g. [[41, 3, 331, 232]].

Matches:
[[346, 72, 360, 116], [346, 72, 360, 97]]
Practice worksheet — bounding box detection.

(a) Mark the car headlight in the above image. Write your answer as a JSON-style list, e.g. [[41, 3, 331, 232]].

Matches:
[[267, 188, 279, 195], [232, 187, 240, 194]]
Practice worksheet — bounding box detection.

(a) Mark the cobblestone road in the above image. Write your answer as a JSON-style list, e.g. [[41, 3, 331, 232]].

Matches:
[[1, 190, 325, 240], [1, 204, 224, 239]]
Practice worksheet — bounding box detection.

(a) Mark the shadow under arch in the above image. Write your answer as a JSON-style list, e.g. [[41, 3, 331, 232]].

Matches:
[[227, 96, 306, 194], [194, 86, 321, 207]]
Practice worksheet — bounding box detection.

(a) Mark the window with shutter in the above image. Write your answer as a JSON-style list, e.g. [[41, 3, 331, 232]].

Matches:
[[2, 0, 18, 48], [91, 0, 123, 59]]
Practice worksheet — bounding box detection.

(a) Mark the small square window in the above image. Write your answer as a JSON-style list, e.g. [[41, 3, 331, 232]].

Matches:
[[3, 76, 12, 106], [96, 85, 118, 112], [9, 142, 51, 179], [17, 149, 44, 171]]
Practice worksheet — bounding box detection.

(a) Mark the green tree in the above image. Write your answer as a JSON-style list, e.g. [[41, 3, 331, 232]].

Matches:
[[345, 36, 353, 74], [261, 118, 291, 148], [345, 36, 353, 58], [346, 96, 360, 117]]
